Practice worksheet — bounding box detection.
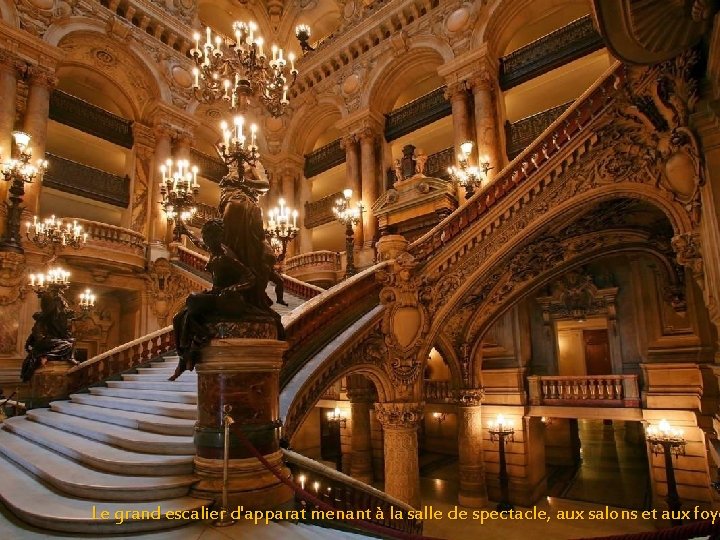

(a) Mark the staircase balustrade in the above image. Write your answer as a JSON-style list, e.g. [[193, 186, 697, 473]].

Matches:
[[72, 218, 145, 254], [527, 374, 640, 407]]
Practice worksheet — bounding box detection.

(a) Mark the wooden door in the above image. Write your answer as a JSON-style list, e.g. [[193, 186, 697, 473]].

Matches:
[[583, 329, 612, 375]]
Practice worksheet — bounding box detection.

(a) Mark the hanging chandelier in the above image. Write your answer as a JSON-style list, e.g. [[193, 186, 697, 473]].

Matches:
[[265, 198, 298, 261], [190, 22, 298, 117], [26, 215, 87, 249], [159, 159, 200, 241], [447, 141, 492, 200]]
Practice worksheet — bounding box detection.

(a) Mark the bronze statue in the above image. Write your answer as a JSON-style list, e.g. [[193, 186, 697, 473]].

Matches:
[[21, 289, 77, 381]]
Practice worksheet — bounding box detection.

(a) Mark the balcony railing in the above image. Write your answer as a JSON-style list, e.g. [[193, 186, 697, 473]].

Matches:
[[44, 153, 130, 207], [424, 380, 452, 403], [505, 101, 573, 160], [190, 148, 228, 183], [527, 375, 640, 408], [499, 15, 604, 90], [284, 250, 342, 288], [304, 139, 345, 179], [305, 191, 343, 229], [72, 218, 145, 255], [384, 86, 452, 142], [49, 90, 134, 148], [187, 201, 220, 228]]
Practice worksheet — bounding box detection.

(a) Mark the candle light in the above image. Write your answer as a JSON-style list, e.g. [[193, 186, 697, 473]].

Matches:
[[292, 209, 298, 228], [205, 26, 211, 48], [256, 37, 264, 58]]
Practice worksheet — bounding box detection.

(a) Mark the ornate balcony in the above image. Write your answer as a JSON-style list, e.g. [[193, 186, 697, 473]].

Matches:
[[190, 149, 228, 183], [284, 250, 342, 288], [304, 191, 343, 229], [304, 139, 345, 179], [384, 86, 452, 142], [505, 101, 573, 160], [44, 153, 130, 208], [499, 15, 604, 90], [62, 218, 146, 270], [49, 90, 134, 148], [527, 375, 640, 408]]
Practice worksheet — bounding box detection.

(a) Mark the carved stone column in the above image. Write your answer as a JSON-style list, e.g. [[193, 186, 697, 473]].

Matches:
[[347, 381, 375, 483], [22, 66, 57, 216], [445, 82, 474, 161], [455, 389, 488, 507], [192, 337, 292, 509], [341, 134, 363, 246], [375, 402, 423, 508], [359, 128, 379, 249], [469, 71, 501, 181], [150, 124, 172, 247]]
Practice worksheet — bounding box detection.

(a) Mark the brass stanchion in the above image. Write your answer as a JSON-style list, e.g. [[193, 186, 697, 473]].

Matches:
[[214, 404, 236, 527]]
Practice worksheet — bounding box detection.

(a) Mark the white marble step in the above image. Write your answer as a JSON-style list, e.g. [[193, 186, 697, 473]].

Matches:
[[136, 366, 184, 374], [0, 430, 194, 501], [51, 401, 195, 436], [106, 380, 197, 392], [26, 409, 194, 455], [69, 393, 197, 420], [122, 372, 196, 382], [89, 386, 198, 404], [0, 454, 208, 534], [151, 360, 173, 367], [2, 417, 192, 475]]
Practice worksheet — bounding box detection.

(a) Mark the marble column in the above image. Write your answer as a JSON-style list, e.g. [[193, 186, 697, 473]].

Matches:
[[445, 81, 474, 161], [0, 51, 21, 237], [469, 73, 501, 181], [341, 133, 363, 246], [297, 173, 312, 254], [22, 66, 57, 217], [359, 128, 379, 249], [456, 389, 488, 507], [192, 336, 292, 509], [150, 125, 172, 246], [348, 384, 375, 484], [375, 402, 423, 508]]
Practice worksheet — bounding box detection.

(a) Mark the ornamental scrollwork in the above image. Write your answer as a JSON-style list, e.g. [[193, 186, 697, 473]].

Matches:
[[374, 402, 424, 429]]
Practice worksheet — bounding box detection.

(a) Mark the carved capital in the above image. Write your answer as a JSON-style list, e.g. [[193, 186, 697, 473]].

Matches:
[[467, 68, 495, 93], [0, 51, 26, 77], [374, 402, 424, 429], [26, 65, 58, 89], [454, 388, 485, 407], [358, 126, 378, 144], [340, 133, 358, 151], [133, 123, 156, 154], [444, 81, 468, 102]]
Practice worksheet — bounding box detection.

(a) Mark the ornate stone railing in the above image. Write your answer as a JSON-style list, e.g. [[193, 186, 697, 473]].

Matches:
[[527, 375, 640, 407], [505, 101, 573, 160], [411, 63, 621, 260], [187, 201, 220, 228], [191, 148, 228, 183], [283, 449, 423, 537], [424, 146, 454, 179], [67, 326, 174, 393], [284, 250, 342, 288], [49, 90, 134, 148], [424, 379, 452, 403], [500, 15, 604, 90], [72, 218, 145, 255], [304, 140, 345, 179], [44, 154, 130, 208], [283, 274, 325, 300], [305, 191, 343, 229], [385, 86, 451, 142]]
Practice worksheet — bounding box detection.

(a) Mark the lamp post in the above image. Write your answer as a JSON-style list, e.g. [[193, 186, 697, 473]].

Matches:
[[265, 198, 299, 262], [159, 159, 200, 242], [333, 188, 363, 278], [327, 407, 347, 472], [0, 131, 48, 253], [447, 140, 492, 200], [489, 414, 515, 511], [646, 419, 686, 526]]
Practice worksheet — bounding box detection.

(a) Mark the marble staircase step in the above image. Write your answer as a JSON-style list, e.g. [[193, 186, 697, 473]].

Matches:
[[69, 393, 197, 420], [106, 380, 197, 392], [88, 386, 198, 404], [151, 360, 173, 367], [25, 409, 194, 455], [2, 417, 193, 475], [122, 372, 196, 382], [51, 401, 195, 436], [0, 430, 194, 501], [0, 454, 208, 534]]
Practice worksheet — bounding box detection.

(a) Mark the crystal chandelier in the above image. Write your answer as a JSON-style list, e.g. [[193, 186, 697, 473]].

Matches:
[[265, 198, 298, 261], [159, 159, 199, 242], [26, 215, 87, 249], [28, 266, 70, 294], [78, 288, 96, 311], [447, 141, 492, 200], [1, 131, 48, 252], [190, 22, 298, 117], [218, 116, 260, 170]]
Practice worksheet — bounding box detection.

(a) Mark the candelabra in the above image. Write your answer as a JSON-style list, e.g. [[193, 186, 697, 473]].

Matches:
[[78, 288, 96, 311], [295, 24, 314, 53], [28, 267, 70, 294], [489, 414, 515, 511], [0, 131, 48, 253], [265, 198, 298, 262], [190, 22, 297, 117], [159, 159, 199, 242], [646, 419, 686, 526], [26, 215, 87, 252], [333, 189, 363, 278], [447, 141, 492, 200], [217, 116, 260, 173]]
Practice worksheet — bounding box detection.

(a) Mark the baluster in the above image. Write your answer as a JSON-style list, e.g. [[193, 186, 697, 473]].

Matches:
[[580, 379, 588, 399], [589, 379, 596, 399], [615, 380, 623, 399], [606, 379, 614, 399], [572, 380, 579, 399]]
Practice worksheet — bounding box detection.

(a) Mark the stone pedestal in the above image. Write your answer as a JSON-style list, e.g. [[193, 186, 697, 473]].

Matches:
[[191, 337, 293, 509], [30, 360, 75, 409], [376, 235, 409, 262]]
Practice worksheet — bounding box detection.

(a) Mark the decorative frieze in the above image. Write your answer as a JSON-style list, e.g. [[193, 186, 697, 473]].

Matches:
[[374, 401, 424, 429]]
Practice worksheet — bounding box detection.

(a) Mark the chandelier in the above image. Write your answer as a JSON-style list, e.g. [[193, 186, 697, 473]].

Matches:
[[26, 215, 87, 249], [28, 266, 70, 294], [218, 116, 260, 170], [78, 288, 96, 311], [160, 159, 199, 242], [447, 141, 492, 200], [190, 22, 298, 117], [265, 198, 298, 261]]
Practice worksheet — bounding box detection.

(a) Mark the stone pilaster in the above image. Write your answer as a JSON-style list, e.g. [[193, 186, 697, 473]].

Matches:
[[150, 123, 172, 247], [455, 389, 488, 507], [130, 123, 155, 237], [192, 337, 293, 509], [374, 401, 424, 508], [340, 133, 363, 246]]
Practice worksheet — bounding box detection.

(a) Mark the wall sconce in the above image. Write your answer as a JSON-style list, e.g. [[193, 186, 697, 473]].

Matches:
[[327, 407, 347, 428], [433, 411, 447, 426], [541, 416, 554, 426]]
